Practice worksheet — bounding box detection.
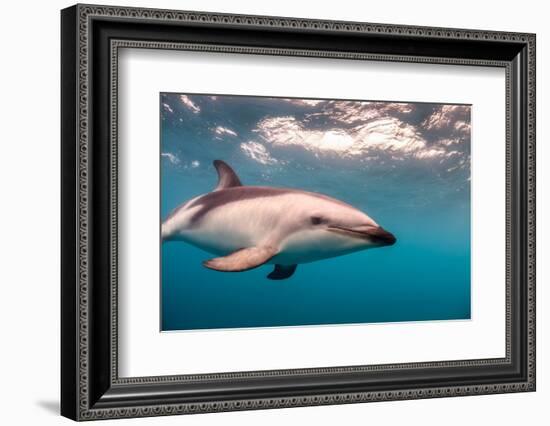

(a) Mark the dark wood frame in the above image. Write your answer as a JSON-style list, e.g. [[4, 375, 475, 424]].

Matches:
[[61, 3, 536, 421]]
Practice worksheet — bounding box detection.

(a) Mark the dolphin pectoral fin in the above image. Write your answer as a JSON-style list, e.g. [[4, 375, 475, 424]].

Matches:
[[203, 246, 275, 272], [213, 160, 242, 191], [267, 264, 297, 280]]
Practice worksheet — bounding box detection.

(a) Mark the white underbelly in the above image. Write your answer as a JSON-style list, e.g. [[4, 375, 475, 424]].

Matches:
[[273, 230, 368, 265], [181, 206, 274, 255], [183, 227, 253, 255]]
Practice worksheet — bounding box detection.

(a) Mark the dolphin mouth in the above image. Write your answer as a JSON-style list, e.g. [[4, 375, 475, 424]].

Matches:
[[327, 225, 396, 246]]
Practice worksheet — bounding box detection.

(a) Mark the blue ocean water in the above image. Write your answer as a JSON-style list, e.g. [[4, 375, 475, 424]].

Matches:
[[160, 94, 471, 331]]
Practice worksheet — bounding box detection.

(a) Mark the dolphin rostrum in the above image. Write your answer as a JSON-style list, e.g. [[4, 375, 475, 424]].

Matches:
[[161, 160, 396, 280]]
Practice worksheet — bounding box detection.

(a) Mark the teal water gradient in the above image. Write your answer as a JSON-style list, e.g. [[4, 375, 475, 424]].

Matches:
[[160, 95, 471, 331]]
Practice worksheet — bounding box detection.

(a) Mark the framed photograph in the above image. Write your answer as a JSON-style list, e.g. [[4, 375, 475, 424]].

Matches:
[[61, 4, 536, 421]]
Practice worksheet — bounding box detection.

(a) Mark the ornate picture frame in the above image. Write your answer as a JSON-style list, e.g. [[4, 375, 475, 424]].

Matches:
[[61, 4, 535, 421]]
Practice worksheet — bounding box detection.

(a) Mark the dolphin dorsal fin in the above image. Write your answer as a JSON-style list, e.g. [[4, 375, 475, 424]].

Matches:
[[213, 160, 242, 191]]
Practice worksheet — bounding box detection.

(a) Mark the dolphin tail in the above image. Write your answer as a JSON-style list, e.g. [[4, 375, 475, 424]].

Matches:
[[160, 221, 171, 242]]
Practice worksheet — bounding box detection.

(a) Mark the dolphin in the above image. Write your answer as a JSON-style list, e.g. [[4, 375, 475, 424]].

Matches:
[[161, 160, 396, 280]]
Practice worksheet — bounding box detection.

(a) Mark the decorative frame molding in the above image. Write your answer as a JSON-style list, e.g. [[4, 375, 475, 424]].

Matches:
[[61, 3, 535, 421]]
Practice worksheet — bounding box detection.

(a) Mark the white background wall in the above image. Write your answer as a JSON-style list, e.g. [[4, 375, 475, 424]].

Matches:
[[0, 0, 546, 424]]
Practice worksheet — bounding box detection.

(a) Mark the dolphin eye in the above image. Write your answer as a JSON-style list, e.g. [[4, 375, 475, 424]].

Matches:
[[311, 216, 324, 225]]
